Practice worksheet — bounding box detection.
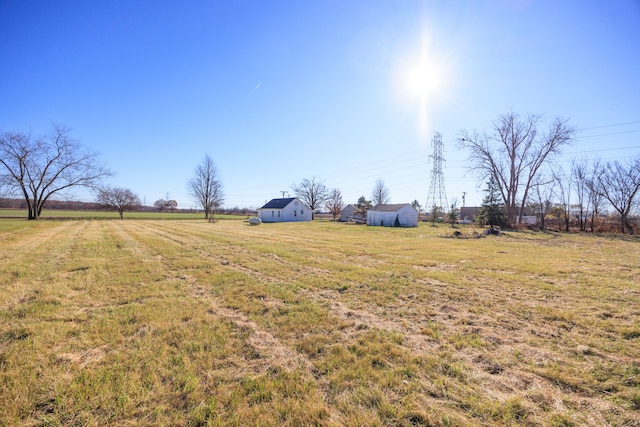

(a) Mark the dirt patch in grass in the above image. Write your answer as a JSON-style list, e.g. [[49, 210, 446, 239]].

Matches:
[[57, 344, 111, 368]]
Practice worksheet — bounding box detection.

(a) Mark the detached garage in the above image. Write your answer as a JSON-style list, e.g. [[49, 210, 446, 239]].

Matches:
[[339, 204, 362, 222], [366, 203, 418, 227]]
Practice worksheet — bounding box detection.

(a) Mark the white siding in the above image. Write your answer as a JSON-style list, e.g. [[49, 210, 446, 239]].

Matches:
[[339, 205, 359, 222], [257, 198, 312, 222], [366, 205, 418, 227]]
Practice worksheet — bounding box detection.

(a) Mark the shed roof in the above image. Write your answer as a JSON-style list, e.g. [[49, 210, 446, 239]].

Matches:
[[259, 198, 296, 209], [369, 203, 413, 212], [341, 204, 360, 212]]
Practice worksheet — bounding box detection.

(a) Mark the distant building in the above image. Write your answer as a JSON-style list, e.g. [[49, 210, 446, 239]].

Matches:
[[339, 204, 362, 222], [460, 207, 481, 222], [366, 203, 418, 227], [257, 198, 312, 223], [516, 215, 538, 225]]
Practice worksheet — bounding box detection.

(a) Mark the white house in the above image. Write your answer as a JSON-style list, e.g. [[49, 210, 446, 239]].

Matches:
[[366, 203, 419, 227], [257, 197, 312, 223], [339, 204, 362, 222]]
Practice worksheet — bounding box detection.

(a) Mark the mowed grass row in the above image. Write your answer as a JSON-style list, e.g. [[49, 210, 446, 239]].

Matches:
[[0, 219, 639, 426]]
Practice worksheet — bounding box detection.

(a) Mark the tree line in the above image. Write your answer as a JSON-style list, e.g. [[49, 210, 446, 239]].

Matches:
[[459, 112, 640, 235], [2, 116, 639, 232]]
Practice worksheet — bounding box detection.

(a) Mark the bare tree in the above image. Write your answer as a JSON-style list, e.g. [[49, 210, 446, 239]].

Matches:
[[553, 168, 572, 232], [0, 125, 112, 219], [154, 199, 165, 211], [96, 187, 141, 219], [371, 178, 390, 205], [573, 158, 608, 233], [530, 175, 554, 231], [593, 157, 640, 235], [154, 199, 177, 212], [187, 155, 224, 220], [571, 158, 591, 232], [583, 159, 606, 233], [325, 188, 345, 221], [291, 177, 328, 219], [459, 112, 576, 226]]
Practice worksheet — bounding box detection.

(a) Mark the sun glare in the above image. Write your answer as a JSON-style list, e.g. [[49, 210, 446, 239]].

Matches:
[[401, 52, 445, 100], [393, 32, 454, 140]]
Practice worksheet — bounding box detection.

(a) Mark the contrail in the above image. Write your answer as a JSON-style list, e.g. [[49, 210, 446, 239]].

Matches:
[[249, 82, 262, 96]]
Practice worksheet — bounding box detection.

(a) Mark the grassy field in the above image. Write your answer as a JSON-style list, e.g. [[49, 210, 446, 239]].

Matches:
[[0, 219, 638, 426]]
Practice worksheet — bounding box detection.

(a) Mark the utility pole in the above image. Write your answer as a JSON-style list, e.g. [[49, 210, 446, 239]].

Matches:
[[425, 131, 448, 217], [280, 191, 288, 198], [462, 192, 467, 208]]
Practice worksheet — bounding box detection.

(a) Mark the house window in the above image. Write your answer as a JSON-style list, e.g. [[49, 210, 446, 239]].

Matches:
[[272, 211, 274, 217], [278, 211, 281, 217], [294, 210, 297, 217]]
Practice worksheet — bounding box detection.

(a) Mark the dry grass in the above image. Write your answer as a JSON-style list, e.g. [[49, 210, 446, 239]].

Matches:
[[0, 219, 639, 426]]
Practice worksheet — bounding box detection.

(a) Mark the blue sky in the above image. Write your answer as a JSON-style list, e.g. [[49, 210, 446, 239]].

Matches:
[[1, 0, 639, 210]]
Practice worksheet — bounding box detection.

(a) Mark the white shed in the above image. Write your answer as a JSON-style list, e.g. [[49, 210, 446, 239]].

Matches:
[[257, 197, 312, 223], [339, 204, 362, 222], [366, 203, 418, 227]]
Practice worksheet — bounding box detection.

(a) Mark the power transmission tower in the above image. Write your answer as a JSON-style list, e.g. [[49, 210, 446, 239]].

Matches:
[[426, 131, 448, 216]]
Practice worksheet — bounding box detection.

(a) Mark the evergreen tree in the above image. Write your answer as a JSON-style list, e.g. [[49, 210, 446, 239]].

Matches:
[[478, 177, 507, 228], [429, 205, 441, 226], [356, 196, 372, 212]]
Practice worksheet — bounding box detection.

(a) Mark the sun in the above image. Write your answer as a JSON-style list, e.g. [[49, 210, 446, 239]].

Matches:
[[393, 32, 454, 139], [400, 51, 445, 100]]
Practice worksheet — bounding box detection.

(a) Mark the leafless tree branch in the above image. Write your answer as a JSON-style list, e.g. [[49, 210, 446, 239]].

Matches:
[[459, 112, 576, 226], [187, 154, 224, 220], [96, 187, 141, 219], [371, 179, 391, 205], [0, 125, 112, 219], [291, 177, 328, 218]]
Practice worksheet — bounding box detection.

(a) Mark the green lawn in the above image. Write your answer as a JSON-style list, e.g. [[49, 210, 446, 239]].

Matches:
[[0, 208, 243, 220], [1, 219, 638, 426]]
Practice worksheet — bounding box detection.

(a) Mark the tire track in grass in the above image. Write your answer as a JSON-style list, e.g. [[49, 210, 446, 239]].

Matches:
[[0, 220, 87, 266], [114, 221, 317, 373], [109, 221, 331, 411], [0, 220, 90, 300], [130, 220, 334, 282], [125, 222, 452, 360], [186, 278, 316, 374]]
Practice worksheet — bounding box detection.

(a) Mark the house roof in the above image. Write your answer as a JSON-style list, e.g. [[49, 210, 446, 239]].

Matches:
[[259, 197, 296, 209], [369, 203, 414, 212], [460, 206, 481, 216]]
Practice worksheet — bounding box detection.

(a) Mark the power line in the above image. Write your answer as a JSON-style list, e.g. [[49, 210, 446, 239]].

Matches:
[[564, 145, 640, 155], [579, 129, 640, 139], [579, 120, 640, 131]]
